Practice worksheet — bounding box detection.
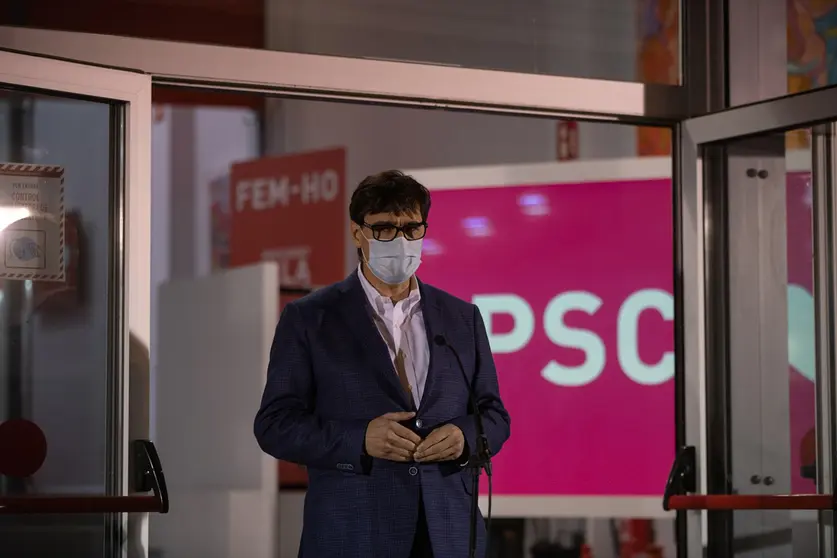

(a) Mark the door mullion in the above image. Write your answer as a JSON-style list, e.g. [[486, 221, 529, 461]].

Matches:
[[812, 124, 836, 557]]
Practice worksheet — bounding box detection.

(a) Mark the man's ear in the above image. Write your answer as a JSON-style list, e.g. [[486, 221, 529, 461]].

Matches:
[[350, 222, 363, 248]]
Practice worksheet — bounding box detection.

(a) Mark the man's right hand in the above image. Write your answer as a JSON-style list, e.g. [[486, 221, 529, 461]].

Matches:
[[364, 412, 422, 462]]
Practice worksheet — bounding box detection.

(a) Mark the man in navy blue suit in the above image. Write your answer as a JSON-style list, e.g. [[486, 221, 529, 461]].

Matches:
[[254, 170, 511, 558]]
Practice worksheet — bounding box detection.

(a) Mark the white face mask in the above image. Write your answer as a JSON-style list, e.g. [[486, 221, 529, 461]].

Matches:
[[363, 236, 423, 285]]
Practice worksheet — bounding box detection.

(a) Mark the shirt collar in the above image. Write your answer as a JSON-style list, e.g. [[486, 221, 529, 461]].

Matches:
[[357, 265, 421, 314]]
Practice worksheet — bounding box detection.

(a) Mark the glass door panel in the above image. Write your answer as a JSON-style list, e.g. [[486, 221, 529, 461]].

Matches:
[[0, 88, 121, 556], [0, 50, 157, 558], [719, 129, 816, 557]]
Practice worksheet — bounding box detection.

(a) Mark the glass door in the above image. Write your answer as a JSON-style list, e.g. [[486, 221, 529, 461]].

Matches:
[[0, 50, 163, 558], [671, 88, 837, 558]]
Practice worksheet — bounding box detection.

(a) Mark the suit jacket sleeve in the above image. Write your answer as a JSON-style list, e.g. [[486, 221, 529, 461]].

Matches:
[[449, 304, 511, 461], [254, 302, 370, 474]]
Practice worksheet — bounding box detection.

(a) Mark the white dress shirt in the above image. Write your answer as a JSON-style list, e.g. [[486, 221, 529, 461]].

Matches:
[[358, 266, 430, 409]]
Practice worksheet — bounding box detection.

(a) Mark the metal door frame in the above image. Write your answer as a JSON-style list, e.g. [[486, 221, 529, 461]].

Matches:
[[679, 86, 837, 557], [0, 48, 152, 555], [0, 26, 687, 124]]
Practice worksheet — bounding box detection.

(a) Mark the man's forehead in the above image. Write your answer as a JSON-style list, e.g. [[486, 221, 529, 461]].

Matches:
[[365, 211, 422, 224]]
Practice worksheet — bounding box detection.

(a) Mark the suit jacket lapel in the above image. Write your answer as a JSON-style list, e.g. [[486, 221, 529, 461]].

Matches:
[[417, 277, 443, 410], [336, 271, 413, 409]]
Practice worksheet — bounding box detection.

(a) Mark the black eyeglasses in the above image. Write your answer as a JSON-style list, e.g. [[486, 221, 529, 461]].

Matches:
[[362, 221, 428, 242]]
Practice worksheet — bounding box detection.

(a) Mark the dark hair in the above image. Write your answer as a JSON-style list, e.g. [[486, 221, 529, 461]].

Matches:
[[349, 170, 431, 225]]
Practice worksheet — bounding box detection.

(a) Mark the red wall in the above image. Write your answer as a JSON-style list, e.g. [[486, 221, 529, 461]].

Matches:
[[1, 0, 264, 108], [8, 0, 263, 47]]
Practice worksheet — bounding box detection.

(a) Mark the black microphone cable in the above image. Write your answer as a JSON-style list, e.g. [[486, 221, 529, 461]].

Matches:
[[434, 334, 493, 558]]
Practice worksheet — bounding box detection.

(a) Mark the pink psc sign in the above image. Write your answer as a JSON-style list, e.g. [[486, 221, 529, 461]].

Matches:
[[418, 173, 816, 497]]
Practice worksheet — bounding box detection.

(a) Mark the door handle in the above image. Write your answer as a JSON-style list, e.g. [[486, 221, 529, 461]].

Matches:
[[662, 445, 697, 511], [0, 440, 169, 514], [663, 445, 833, 512]]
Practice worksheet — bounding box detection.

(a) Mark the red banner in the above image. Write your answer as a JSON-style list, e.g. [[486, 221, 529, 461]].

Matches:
[[557, 121, 579, 161], [229, 147, 346, 285], [229, 147, 347, 489]]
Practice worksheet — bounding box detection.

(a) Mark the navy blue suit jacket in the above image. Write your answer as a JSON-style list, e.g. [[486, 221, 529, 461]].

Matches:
[[254, 271, 511, 558]]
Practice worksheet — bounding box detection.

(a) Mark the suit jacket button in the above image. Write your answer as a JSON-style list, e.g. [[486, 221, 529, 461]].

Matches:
[[409, 466, 418, 476], [415, 419, 423, 428]]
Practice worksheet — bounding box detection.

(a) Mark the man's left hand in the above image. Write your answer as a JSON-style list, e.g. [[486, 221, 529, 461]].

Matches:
[[414, 424, 465, 463]]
